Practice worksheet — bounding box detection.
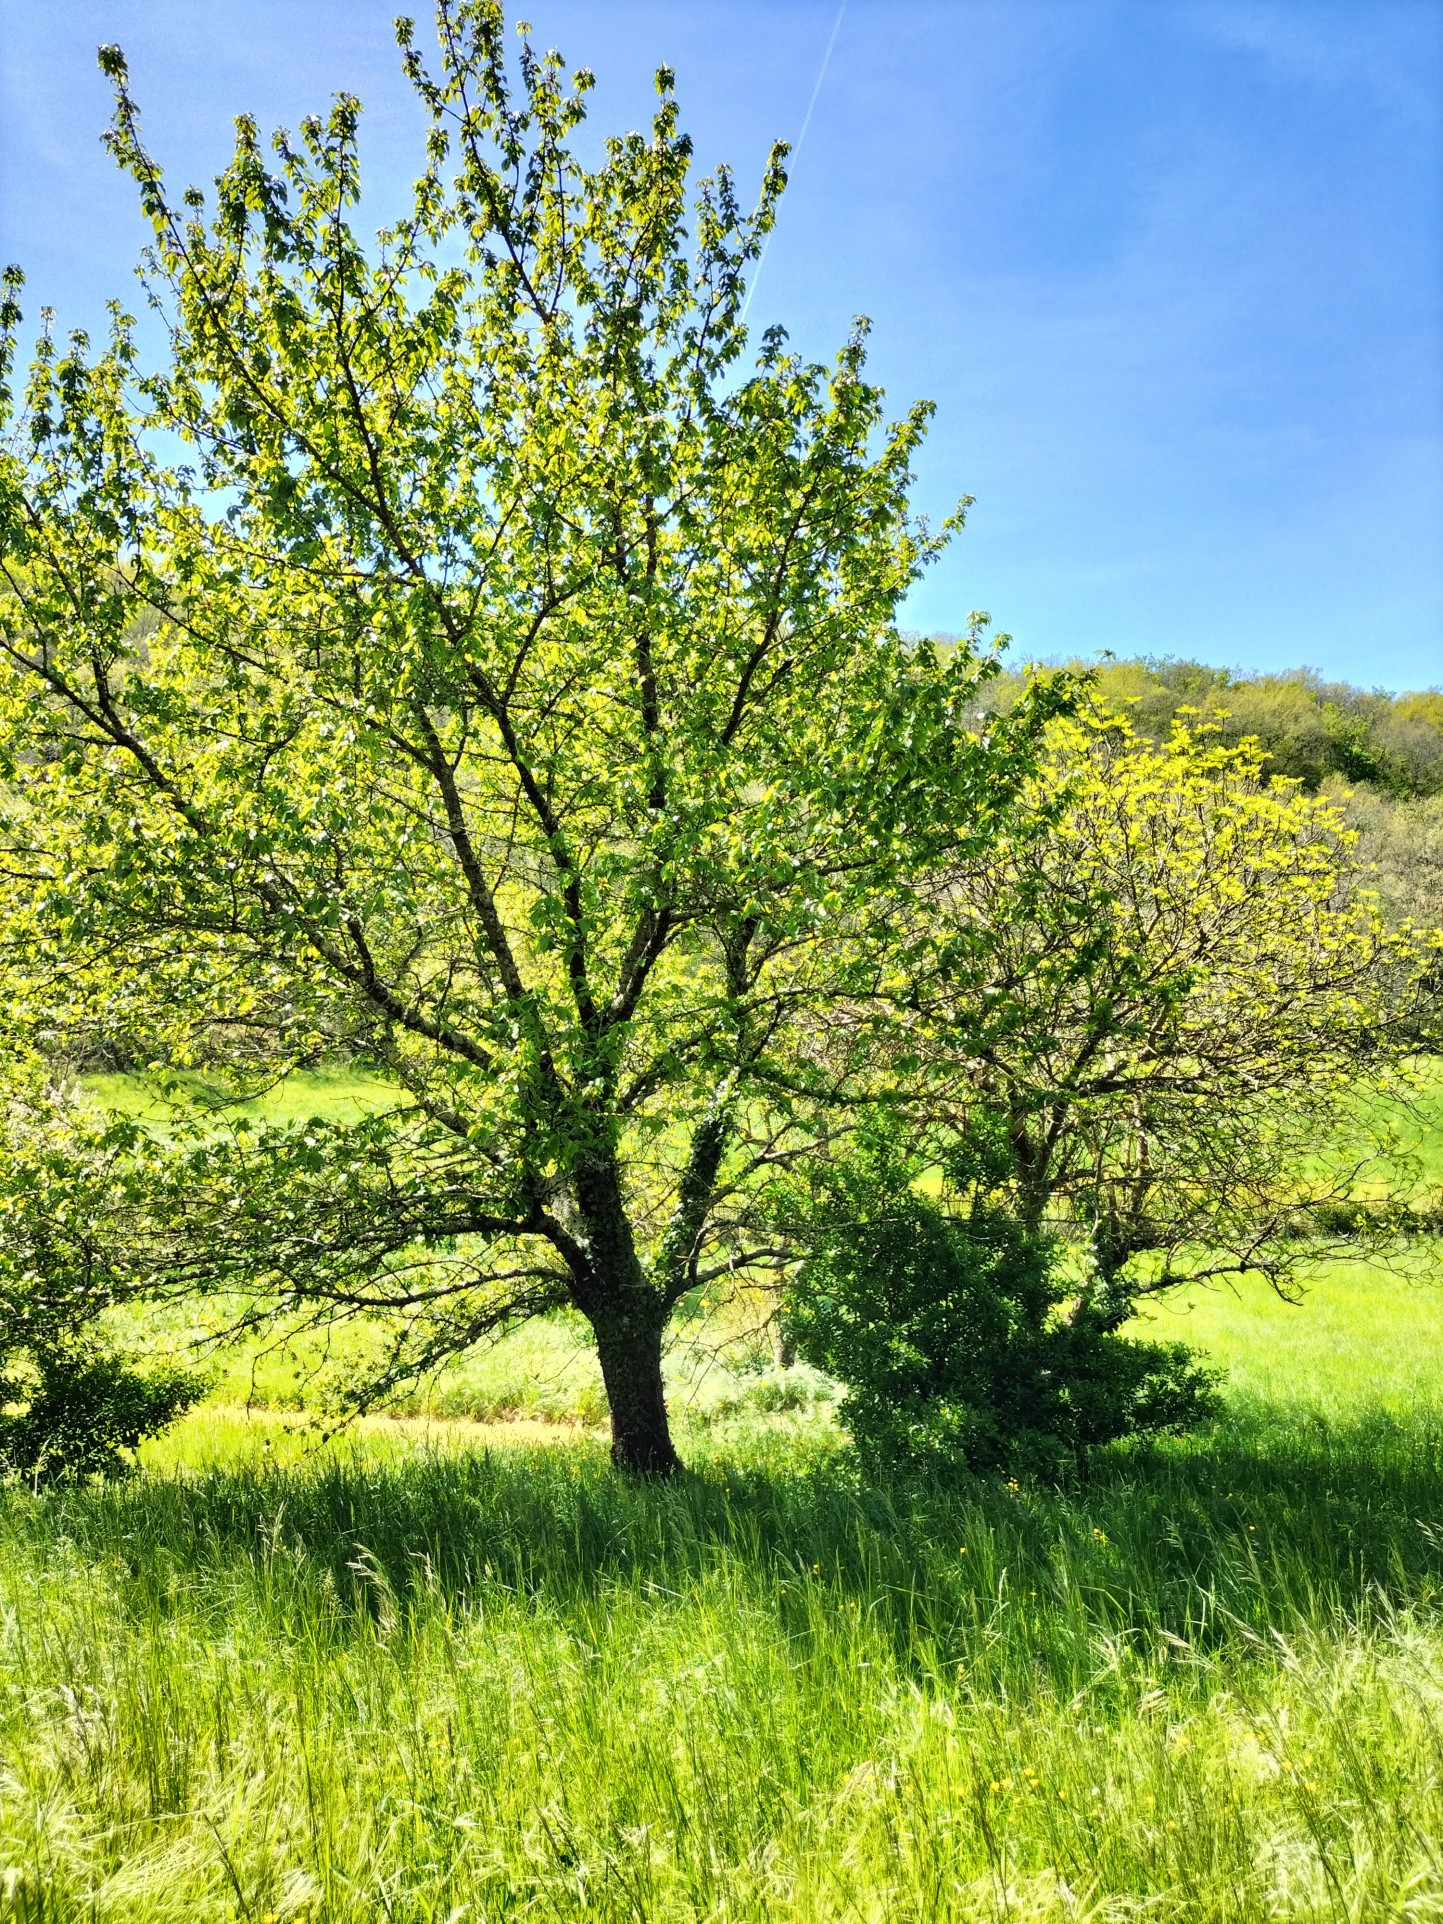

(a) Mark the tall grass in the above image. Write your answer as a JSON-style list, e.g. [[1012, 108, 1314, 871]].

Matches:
[[4, 1389, 1443, 1919], [10, 1074, 1443, 1919]]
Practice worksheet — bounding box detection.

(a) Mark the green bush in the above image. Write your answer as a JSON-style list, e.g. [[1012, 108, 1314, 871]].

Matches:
[[0, 1345, 201, 1486], [0, 1075, 204, 1484], [784, 1142, 1218, 1479]]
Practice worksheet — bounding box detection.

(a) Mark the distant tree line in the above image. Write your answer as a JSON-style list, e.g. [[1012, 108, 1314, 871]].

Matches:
[[990, 656, 1443, 797]]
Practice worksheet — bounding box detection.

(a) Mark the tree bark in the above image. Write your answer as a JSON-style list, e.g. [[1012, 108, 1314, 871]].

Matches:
[[573, 1155, 681, 1476], [591, 1306, 680, 1476]]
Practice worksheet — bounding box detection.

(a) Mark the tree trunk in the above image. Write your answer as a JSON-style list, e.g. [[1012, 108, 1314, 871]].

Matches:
[[592, 1308, 680, 1476], [573, 1154, 683, 1476]]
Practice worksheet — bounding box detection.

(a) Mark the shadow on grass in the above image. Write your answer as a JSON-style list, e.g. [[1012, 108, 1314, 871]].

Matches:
[[7, 1401, 1443, 1690]]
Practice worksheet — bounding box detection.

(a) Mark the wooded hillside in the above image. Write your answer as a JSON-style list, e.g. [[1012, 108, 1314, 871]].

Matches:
[[988, 656, 1443, 928]]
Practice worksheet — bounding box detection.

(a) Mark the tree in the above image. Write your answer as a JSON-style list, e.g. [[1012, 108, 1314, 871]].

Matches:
[[1341, 785, 1443, 935], [0, 5, 1058, 1472], [878, 712, 1436, 1303]]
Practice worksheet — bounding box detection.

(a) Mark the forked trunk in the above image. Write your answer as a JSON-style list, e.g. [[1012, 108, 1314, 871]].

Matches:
[[592, 1309, 680, 1476]]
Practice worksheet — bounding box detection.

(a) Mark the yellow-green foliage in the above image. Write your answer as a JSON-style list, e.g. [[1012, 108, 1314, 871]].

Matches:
[[917, 711, 1435, 1288], [1013, 708, 1417, 1094], [993, 656, 1443, 799]]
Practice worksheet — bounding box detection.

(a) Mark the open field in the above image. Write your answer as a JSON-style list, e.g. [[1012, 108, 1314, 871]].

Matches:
[[1, 1069, 1437, 1918], [82, 1067, 397, 1131], [0, 1252, 1441, 1920], [1141, 1254, 1443, 1416]]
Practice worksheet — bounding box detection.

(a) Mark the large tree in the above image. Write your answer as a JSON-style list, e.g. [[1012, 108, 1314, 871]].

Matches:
[[0, 4, 1055, 1471]]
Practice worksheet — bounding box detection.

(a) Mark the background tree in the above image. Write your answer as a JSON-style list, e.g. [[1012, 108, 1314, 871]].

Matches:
[[1340, 787, 1443, 935], [880, 713, 1437, 1304], [0, 6, 1058, 1473], [982, 656, 1443, 945]]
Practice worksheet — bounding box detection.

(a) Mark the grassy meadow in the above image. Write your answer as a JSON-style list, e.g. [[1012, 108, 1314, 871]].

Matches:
[[0, 1074, 1441, 1918]]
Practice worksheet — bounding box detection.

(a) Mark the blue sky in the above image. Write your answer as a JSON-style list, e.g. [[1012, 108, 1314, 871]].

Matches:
[[2, 1, 1439, 689]]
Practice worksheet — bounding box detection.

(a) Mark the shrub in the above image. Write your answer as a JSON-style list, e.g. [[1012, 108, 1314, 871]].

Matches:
[[0, 1345, 201, 1486], [783, 1141, 1219, 1479], [0, 1074, 203, 1484]]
